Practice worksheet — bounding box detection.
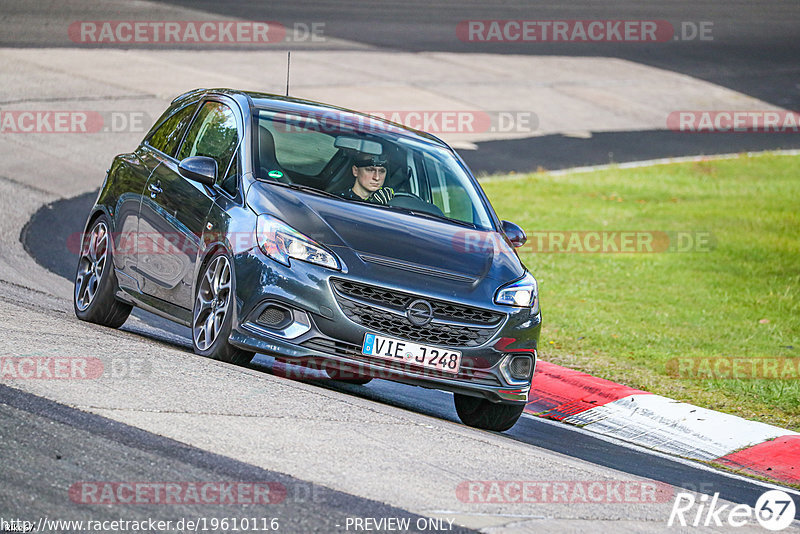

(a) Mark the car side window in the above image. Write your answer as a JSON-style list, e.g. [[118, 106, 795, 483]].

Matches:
[[425, 153, 473, 224], [146, 103, 197, 157], [177, 101, 239, 183]]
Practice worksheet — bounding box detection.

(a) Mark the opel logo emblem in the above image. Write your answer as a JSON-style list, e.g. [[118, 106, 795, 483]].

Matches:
[[406, 299, 434, 326]]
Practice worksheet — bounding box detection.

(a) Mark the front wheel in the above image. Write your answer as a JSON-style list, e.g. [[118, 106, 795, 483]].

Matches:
[[192, 252, 253, 366], [74, 215, 132, 328], [454, 393, 525, 432]]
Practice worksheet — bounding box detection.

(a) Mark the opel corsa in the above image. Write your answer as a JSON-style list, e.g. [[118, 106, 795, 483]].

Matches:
[[74, 89, 541, 431]]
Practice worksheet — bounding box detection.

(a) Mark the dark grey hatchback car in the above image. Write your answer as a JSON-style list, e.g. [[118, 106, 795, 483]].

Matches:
[[74, 88, 541, 431]]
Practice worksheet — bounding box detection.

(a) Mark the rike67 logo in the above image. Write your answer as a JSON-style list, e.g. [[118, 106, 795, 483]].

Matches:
[[669, 490, 797, 530]]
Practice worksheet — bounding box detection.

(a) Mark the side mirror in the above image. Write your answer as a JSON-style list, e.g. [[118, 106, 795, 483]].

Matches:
[[501, 220, 527, 248], [178, 156, 217, 186]]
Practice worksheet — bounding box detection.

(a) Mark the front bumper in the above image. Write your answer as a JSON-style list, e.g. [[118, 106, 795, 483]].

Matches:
[[228, 249, 542, 403]]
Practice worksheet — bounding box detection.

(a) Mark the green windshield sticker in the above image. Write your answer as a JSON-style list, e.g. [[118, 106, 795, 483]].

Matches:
[[268, 170, 284, 179]]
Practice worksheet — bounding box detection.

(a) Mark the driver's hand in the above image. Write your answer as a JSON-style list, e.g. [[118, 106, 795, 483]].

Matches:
[[370, 187, 394, 205]]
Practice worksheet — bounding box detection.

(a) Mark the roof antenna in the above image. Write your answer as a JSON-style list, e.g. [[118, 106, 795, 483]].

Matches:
[[285, 51, 291, 96]]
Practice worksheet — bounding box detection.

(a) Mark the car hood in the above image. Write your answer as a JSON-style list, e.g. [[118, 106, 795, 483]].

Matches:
[[246, 181, 525, 287]]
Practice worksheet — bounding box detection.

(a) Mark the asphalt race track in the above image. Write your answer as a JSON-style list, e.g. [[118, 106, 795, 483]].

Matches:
[[2, 1, 800, 172], [149, 0, 800, 171], [2, 1, 800, 532], [2, 383, 474, 534], [16, 193, 800, 528]]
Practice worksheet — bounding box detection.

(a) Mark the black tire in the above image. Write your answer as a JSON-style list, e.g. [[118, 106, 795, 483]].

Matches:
[[324, 363, 372, 385], [192, 251, 253, 366], [74, 215, 132, 328], [453, 393, 525, 432]]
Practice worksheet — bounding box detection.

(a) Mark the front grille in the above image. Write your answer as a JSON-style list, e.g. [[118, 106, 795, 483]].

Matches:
[[302, 338, 501, 386], [333, 279, 503, 325], [303, 338, 364, 359], [331, 279, 504, 348]]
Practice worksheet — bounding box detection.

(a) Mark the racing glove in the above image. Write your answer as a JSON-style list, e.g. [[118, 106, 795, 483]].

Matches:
[[369, 187, 395, 205]]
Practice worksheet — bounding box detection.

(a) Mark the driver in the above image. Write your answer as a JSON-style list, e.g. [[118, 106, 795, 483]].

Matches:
[[340, 153, 394, 204]]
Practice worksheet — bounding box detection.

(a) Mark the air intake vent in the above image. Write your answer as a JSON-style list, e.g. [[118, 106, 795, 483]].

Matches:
[[508, 355, 533, 380], [257, 305, 290, 328]]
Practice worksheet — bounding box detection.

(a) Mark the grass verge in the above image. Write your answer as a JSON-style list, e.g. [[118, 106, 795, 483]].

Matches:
[[481, 153, 800, 431]]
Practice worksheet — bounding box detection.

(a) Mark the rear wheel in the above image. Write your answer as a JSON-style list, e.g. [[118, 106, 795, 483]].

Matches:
[[192, 252, 253, 366], [453, 393, 525, 432], [74, 215, 132, 328]]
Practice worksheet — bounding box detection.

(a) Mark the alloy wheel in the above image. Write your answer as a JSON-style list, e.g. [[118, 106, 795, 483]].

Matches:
[[193, 255, 232, 351], [75, 220, 109, 312]]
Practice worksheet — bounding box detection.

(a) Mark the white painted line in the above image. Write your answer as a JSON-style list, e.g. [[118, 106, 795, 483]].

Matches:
[[548, 149, 800, 176], [562, 394, 799, 462]]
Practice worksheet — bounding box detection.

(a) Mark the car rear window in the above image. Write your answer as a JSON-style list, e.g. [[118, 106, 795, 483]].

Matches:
[[146, 103, 197, 157]]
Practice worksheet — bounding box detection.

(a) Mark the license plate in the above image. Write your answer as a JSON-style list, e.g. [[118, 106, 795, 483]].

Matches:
[[362, 333, 462, 374]]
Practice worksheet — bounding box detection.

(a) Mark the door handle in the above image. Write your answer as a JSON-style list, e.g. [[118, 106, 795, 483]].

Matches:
[[148, 182, 162, 198]]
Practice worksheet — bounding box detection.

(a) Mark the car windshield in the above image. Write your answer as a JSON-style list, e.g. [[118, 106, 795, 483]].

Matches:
[[252, 108, 495, 230]]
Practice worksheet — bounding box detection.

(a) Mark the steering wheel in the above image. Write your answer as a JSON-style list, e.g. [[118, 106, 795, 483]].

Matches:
[[391, 191, 423, 201], [388, 192, 445, 217]]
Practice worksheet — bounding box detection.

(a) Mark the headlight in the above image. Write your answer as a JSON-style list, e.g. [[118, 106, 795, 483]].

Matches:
[[256, 215, 340, 270], [495, 271, 539, 312]]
